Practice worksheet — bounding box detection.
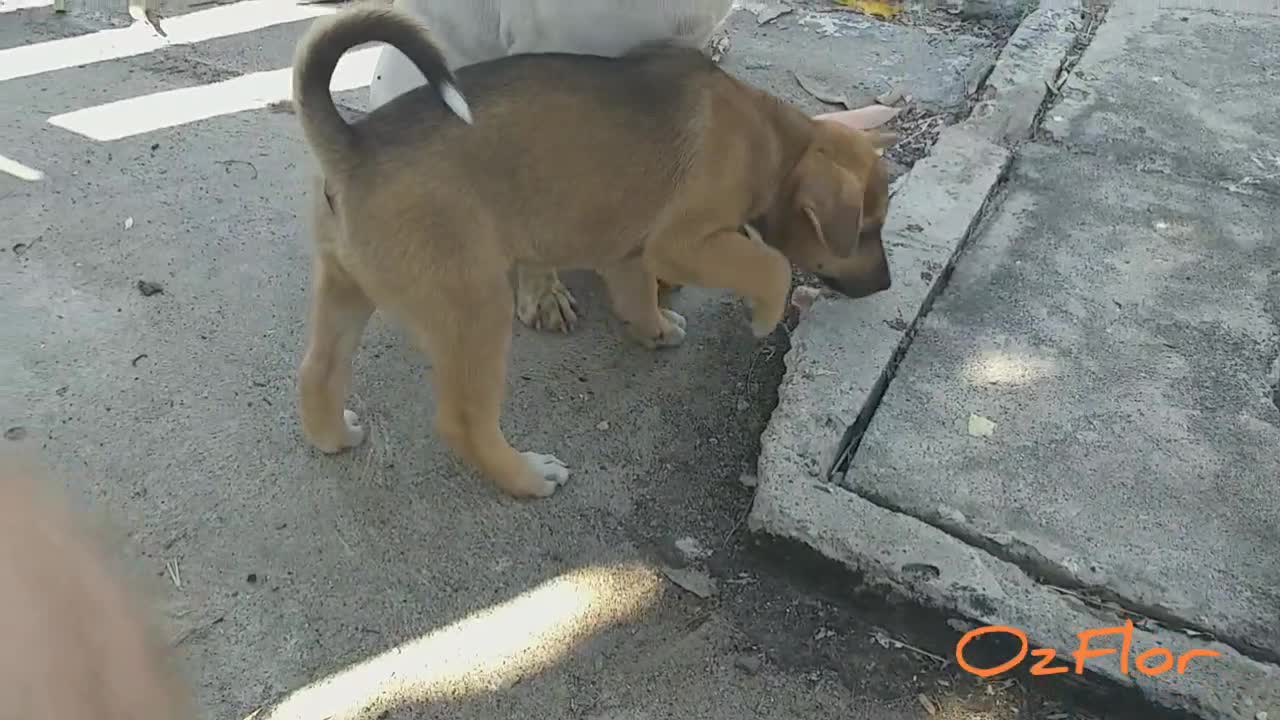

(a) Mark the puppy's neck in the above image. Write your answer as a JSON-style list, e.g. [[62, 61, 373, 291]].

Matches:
[[748, 89, 818, 242]]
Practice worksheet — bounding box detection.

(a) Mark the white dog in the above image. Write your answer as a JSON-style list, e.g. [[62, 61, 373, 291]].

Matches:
[[367, 0, 737, 333]]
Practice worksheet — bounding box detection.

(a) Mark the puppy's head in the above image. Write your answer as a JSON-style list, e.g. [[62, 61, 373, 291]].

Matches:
[[767, 117, 895, 299]]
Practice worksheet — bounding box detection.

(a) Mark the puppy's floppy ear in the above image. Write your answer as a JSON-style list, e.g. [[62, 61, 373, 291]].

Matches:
[[867, 129, 898, 150], [792, 151, 865, 259], [814, 105, 901, 131]]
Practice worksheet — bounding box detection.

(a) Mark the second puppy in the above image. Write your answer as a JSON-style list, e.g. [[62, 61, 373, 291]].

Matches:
[[292, 6, 895, 499]]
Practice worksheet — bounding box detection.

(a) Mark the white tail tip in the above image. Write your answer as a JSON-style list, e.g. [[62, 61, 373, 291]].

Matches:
[[439, 82, 473, 125]]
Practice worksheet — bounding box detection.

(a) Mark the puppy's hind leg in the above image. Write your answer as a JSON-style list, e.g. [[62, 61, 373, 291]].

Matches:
[[299, 252, 374, 453], [514, 262, 579, 333], [418, 276, 570, 499]]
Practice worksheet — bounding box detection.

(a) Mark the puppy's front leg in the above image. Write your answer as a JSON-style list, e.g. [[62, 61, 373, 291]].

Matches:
[[514, 262, 579, 333], [600, 259, 686, 349], [646, 227, 792, 338]]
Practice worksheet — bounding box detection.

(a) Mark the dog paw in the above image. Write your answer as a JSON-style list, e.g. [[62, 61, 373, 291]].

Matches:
[[311, 409, 366, 454], [514, 452, 571, 498], [652, 309, 688, 349], [624, 309, 687, 350], [517, 282, 579, 334], [748, 297, 785, 339]]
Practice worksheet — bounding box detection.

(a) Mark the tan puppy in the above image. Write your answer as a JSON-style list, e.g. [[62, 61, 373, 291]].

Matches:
[[0, 454, 190, 720], [369, 0, 736, 334], [291, 6, 895, 499]]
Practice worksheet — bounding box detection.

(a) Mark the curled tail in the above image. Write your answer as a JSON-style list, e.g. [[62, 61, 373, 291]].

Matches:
[[291, 5, 472, 178]]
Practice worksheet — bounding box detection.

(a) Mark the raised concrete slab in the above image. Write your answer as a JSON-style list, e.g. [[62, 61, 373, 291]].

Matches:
[[751, 0, 1280, 717], [720, 0, 999, 116]]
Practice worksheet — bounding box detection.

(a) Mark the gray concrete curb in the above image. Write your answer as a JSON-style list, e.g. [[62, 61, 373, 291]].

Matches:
[[748, 0, 1280, 717], [747, 475, 1280, 719]]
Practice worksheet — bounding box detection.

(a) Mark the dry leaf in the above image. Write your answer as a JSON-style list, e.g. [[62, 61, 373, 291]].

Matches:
[[917, 693, 939, 716], [751, 2, 793, 24], [967, 413, 996, 438], [876, 86, 904, 106], [663, 567, 718, 599], [794, 72, 851, 109], [835, 0, 904, 20], [790, 285, 824, 315]]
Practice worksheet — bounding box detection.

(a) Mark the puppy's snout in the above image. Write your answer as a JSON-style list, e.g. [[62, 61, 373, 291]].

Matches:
[[819, 257, 892, 298]]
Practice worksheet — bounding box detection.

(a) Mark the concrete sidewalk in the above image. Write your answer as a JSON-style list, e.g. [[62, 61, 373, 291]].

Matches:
[[751, 0, 1280, 717]]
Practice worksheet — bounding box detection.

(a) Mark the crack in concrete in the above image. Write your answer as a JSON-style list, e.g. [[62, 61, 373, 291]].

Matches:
[[1269, 353, 1280, 412], [828, 174, 1010, 480]]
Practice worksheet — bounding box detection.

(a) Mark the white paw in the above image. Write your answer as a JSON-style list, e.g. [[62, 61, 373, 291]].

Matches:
[[341, 409, 366, 445], [747, 299, 784, 339], [522, 451, 571, 486], [656, 309, 687, 347], [310, 408, 366, 454]]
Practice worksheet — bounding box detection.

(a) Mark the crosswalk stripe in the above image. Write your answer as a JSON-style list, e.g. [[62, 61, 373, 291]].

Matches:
[[0, 151, 45, 181], [0, 0, 55, 14], [48, 45, 380, 141], [0, 0, 337, 83]]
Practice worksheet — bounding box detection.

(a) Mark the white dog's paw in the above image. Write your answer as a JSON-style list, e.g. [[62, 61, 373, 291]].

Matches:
[[661, 308, 687, 331], [517, 283, 579, 334], [512, 452, 571, 499], [311, 409, 366, 454], [523, 452, 570, 484]]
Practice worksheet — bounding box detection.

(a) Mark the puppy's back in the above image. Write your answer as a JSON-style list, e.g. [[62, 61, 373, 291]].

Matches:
[[353, 46, 720, 201]]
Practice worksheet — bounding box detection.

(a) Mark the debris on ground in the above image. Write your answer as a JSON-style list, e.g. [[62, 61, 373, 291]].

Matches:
[[790, 285, 824, 317], [882, 106, 950, 168], [743, 0, 793, 25], [833, 0, 905, 21], [967, 413, 997, 438], [709, 32, 731, 63], [794, 72, 853, 109], [663, 567, 719, 599], [876, 85, 905, 106], [675, 537, 711, 561], [739, 472, 759, 489], [137, 280, 164, 297]]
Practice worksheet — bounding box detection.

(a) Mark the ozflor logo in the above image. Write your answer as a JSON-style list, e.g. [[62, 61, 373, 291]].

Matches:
[[955, 620, 1221, 678]]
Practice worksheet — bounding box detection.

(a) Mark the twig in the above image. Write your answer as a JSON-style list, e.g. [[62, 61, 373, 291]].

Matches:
[[165, 558, 181, 588], [870, 629, 950, 666], [215, 159, 259, 180]]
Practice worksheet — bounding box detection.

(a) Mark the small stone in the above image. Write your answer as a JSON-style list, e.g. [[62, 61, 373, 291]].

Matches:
[[137, 280, 164, 297], [662, 567, 718, 599], [739, 472, 758, 489], [967, 413, 996, 438], [1255, 712, 1267, 720], [124, 216, 134, 230], [246, 573, 258, 584], [596, 421, 609, 431], [675, 537, 710, 561]]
